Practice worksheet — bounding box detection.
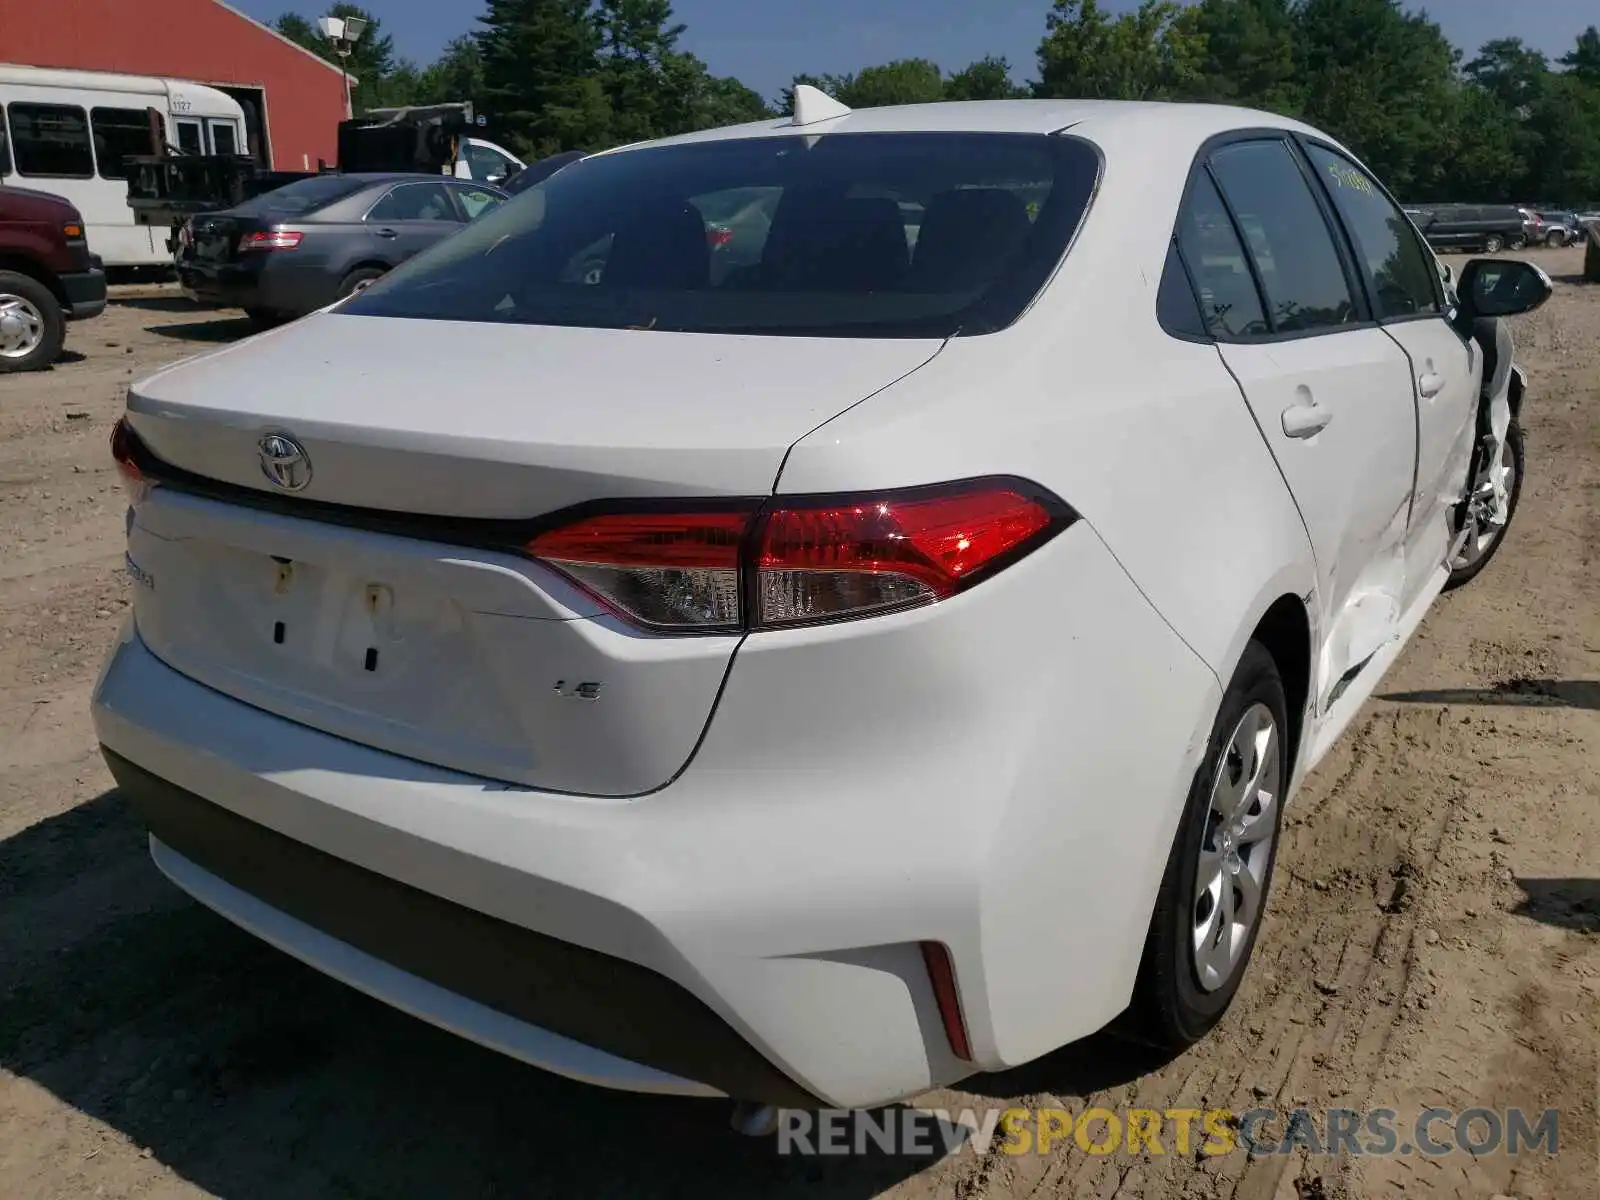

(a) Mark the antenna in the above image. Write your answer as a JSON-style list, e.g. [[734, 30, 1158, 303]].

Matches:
[[790, 84, 852, 127]]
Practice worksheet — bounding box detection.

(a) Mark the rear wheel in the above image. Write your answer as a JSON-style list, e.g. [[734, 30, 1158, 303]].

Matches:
[[0, 271, 65, 373], [338, 266, 385, 298], [1484, 234, 1505, 253], [1446, 422, 1524, 590], [1131, 641, 1287, 1047], [1545, 230, 1566, 248]]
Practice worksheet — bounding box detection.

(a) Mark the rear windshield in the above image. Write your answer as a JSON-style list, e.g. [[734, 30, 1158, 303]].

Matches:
[[342, 132, 1101, 337], [241, 175, 369, 216]]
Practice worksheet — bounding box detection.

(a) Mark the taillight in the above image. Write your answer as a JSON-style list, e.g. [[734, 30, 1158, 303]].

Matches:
[[526, 510, 753, 631], [110, 416, 154, 502], [755, 485, 1058, 627], [238, 230, 302, 252], [524, 479, 1072, 634], [62, 222, 84, 240]]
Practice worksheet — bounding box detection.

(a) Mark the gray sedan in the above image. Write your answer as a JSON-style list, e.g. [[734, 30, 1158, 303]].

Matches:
[[175, 173, 507, 326]]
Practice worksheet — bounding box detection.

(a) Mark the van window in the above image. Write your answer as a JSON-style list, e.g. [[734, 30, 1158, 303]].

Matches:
[[0, 105, 10, 175], [210, 120, 238, 157], [9, 103, 94, 179], [92, 107, 155, 180], [175, 120, 203, 156]]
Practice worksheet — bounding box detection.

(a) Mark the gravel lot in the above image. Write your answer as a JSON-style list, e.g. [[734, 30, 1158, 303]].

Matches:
[[3, 254, 1597, 1199]]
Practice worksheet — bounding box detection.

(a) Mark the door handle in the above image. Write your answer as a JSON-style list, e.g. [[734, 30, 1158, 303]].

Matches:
[[375, 227, 398, 239], [1281, 403, 1333, 439], [1418, 372, 1444, 398]]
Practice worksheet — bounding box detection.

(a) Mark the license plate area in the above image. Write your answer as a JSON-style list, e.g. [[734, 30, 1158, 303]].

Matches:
[[257, 555, 439, 684]]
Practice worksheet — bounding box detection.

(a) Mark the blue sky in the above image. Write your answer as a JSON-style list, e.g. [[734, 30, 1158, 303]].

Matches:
[[237, 0, 1597, 106]]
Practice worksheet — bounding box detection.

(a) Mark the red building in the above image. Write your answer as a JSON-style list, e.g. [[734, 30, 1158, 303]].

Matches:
[[0, 0, 351, 169]]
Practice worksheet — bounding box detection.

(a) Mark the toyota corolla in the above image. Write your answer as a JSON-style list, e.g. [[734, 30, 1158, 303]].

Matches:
[[93, 90, 1549, 1114]]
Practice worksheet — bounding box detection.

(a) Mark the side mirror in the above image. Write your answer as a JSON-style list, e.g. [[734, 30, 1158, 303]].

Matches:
[[1455, 257, 1553, 320]]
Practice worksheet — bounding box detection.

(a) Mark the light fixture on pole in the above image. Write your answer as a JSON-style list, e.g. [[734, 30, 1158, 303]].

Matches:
[[317, 15, 368, 116]]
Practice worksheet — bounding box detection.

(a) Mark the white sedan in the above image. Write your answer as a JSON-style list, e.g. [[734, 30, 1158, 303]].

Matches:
[[93, 88, 1550, 1114]]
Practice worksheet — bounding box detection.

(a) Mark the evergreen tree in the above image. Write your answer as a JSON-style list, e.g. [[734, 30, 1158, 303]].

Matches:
[[476, 0, 611, 155]]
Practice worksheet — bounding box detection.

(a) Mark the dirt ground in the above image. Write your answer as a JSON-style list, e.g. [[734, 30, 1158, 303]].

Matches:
[[2, 251, 1597, 1200]]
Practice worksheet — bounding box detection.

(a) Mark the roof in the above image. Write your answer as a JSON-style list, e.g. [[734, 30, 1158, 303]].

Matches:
[[618, 99, 1320, 154], [205, 0, 356, 80]]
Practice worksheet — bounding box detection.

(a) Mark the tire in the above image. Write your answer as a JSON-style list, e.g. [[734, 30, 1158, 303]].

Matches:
[[0, 270, 66, 374], [1445, 421, 1524, 591], [1545, 231, 1566, 248], [337, 266, 385, 298], [1131, 640, 1289, 1048], [243, 306, 290, 330], [1484, 234, 1505, 253]]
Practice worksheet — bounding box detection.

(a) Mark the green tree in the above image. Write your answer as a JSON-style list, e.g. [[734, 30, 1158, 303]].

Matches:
[[274, 5, 404, 110], [1293, 0, 1458, 198], [944, 56, 1029, 100], [1464, 38, 1548, 112], [840, 59, 946, 107], [1560, 26, 1600, 86], [1180, 0, 1302, 112], [476, 0, 611, 155], [597, 0, 687, 142], [417, 35, 487, 106], [1035, 0, 1204, 101]]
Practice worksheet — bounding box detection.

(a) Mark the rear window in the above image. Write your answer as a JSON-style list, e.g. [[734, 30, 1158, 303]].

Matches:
[[240, 174, 370, 216], [343, 132, 1101, 338]]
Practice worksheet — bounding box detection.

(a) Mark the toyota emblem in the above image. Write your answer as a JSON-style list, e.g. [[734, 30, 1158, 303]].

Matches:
[[258, 432, 312, 492]]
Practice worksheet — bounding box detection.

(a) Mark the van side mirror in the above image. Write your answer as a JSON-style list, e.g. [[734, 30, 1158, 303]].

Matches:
[[1456, 258, 1553, 320]]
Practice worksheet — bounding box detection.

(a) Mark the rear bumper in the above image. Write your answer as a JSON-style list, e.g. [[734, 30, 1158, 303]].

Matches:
[[108, 749, 814, 1106], [92, 522, 1221, 1109], [59, 264, 107, 319], [178, 258, 327, 315]]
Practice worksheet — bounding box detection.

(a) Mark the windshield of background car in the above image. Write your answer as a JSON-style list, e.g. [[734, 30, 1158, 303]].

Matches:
[[239, 175, 370, 216], [342, 132, 1101, 337]]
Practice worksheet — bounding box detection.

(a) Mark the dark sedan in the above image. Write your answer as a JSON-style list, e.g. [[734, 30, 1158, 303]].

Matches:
[[176, 173, 508, 326]]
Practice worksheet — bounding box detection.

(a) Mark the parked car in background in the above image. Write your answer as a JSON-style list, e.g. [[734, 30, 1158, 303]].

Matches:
[[1408, 203, 1530, 252], [98, 94, 1552, 1114], [1536, 211, 1583, 246], [175, 173, 506, 326], [0, 181, 106, 371]]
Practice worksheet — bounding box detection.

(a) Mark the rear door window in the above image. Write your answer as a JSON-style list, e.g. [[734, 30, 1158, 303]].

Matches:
[[91, 107, 155, 180], [9, 103, 94, 179], [368, 182, 458, 223], [1207, 140, 1359, 335]]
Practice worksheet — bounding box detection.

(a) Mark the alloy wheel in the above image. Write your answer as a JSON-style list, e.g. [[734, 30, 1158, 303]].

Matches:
[[1193, 701, 1281, 992], [0, 293, 45, 359], [1452, 435, 1517, 570]]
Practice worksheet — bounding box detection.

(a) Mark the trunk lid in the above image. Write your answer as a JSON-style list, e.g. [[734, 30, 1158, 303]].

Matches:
[[123, 313, 943, 794]]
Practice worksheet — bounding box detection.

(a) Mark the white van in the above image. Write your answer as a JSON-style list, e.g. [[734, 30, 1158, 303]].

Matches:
[[456, 136, 524, 185], [0, 65, 247, 268]]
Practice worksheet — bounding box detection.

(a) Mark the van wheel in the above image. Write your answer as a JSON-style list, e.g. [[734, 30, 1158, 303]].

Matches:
[[338, 266, 385, 298], [1131, 641, 1288, 1047], [0, 271, 65, 373], [1545, 231, 1566, 248], [1484, 234, 1505, 253]]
